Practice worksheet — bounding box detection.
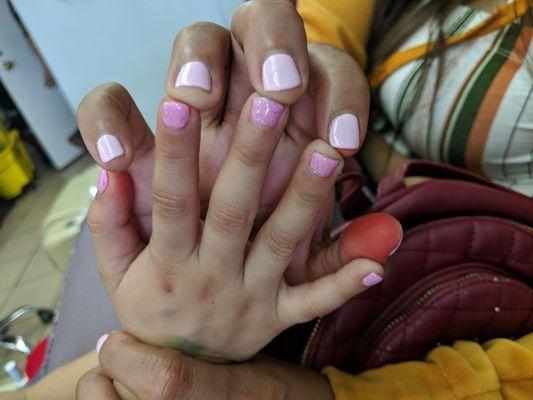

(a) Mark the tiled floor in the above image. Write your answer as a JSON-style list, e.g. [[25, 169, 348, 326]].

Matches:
[[0, 155, 97, 390]]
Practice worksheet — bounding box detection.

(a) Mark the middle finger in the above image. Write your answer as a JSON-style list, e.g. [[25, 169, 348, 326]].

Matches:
[[201, 94, 287, 272]]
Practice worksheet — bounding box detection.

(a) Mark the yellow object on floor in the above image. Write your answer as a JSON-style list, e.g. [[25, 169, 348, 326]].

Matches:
[[0, 129, 35, 199]]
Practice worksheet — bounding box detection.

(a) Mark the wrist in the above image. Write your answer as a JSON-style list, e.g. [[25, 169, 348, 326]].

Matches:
[[246, 357, 335, 400]]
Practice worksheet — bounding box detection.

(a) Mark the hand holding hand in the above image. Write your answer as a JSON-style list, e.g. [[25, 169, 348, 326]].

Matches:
[[77, 332, 335, 400]]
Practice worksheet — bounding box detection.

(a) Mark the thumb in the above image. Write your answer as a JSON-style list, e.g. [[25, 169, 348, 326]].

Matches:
[[307, 213, 403, 280]]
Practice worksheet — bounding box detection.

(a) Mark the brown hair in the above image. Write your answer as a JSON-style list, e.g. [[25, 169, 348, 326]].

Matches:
[[369, 0, 477, 69]]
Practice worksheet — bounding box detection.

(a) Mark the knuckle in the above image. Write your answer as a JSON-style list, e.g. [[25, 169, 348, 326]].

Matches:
[[106, 331, 129, 348], [152, 187, 191, 219], [210, 200, 250, 235], [292, 182, 326, 209], [309, 42, 357, 70], [157, 142, 190, 171], [231, 2, 250, 32], [87, 205, 105, 236], [317, 246, 339, 278], [264, 227, 299, 259], [233, 140, 270, 169], [247, 0, 298, 23], [75, 369, 101, 399], [77, 82, 128, 121], [232, 0, 301, 39], [309, 43, 369, 99], [175, 22, 227, 48]]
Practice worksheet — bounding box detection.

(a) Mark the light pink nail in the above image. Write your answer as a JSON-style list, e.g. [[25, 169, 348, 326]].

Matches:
[[308, 152, 339, 178], [97, 134, 124, 163], [251, 97, 284, 128], [162, 101, 191, 130], [329, 114, 360, 150], [362, 272, 383, 287], [97, 169, 108, 194], [175, 61, 211, 91], [96, 333, 109, 354], [262, 54, 301, 92]]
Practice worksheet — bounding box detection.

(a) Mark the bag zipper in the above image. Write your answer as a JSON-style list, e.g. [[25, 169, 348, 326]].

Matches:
[[500, 218, 532, 233], [300, 317, 323, 366], [366, 272, 488, 353]]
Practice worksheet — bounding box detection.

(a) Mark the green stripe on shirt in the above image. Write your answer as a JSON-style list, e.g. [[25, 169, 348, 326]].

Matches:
[[446, 23, 522, 168]]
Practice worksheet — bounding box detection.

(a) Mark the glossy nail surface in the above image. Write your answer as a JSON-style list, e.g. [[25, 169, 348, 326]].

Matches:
[[329, 114, 360, 150], [175, 61, 211, 91], [389, 240, 402, 256], [251, 97, 284, 128], [162, 101, 191, 130], [308, 152, 339, 178], [97, 169, 108, 194], [362, 272, 383, 287], [97, 134, 124, 163], [96, 334, 109, 354], [262, 54, 301, 92]]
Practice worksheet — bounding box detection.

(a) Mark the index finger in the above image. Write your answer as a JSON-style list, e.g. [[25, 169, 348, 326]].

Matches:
[[231, 0, 309, 104]]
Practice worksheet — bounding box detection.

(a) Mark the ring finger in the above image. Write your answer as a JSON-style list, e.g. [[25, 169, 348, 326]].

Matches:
[[246, 139, 343, 284]]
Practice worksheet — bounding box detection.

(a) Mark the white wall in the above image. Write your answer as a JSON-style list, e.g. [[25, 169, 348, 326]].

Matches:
[[11, 0, 242, 131]]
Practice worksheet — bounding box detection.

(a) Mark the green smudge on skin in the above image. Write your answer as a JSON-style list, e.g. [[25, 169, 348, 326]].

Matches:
[[166, 338, 233, 364]]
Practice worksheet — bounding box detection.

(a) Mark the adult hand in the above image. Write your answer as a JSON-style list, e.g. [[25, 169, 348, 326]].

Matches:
[[77, 332, 335, 400], [77, 0, 373, 274]]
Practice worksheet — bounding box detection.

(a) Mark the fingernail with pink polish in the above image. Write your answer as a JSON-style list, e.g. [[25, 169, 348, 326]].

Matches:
[[262, 54, 301, 92], [175, 61, 211, 91], [162, 101, 191, 130], [362, 272, 383, 287], [96, 333, 109, 354], [97, 169, 108, 194], [251, 97, 284, 128], [308, 152, 339, 178], [97, 134, 124, 163], [329, 114, 360, 150]]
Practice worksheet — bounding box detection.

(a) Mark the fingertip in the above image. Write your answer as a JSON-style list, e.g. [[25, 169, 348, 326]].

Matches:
[[166, 22, 231, 113], [304, 140, 344, 180], [159, 99, 192, 131], [233, 0, 308, 105], [341, 258, 385, 289], [77, 83, 150, 172], [339, 213, 403, 265]]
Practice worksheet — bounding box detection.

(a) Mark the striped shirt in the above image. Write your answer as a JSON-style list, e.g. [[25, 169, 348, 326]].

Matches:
[[378, 3, 533, 195]]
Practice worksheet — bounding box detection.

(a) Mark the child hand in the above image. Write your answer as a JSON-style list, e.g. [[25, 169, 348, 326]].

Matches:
[[87, 93, 397, 362]]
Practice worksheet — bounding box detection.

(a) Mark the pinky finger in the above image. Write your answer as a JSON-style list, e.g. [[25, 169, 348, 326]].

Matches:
[[87, 170, 143, 294], [278, 258, 384, 326]]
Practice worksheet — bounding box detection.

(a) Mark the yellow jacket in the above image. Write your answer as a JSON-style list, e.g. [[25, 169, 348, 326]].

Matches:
[[297, 0, 533, 398], [324, 335, 533, 399]]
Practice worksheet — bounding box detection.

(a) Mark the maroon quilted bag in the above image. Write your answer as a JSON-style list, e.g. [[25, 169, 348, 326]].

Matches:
[[269, 161, 533, 373]]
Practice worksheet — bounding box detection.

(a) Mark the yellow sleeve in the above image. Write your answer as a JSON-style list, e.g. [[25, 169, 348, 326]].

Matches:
[[296, 0, 375, 69], [323, 334, 533, 400]]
